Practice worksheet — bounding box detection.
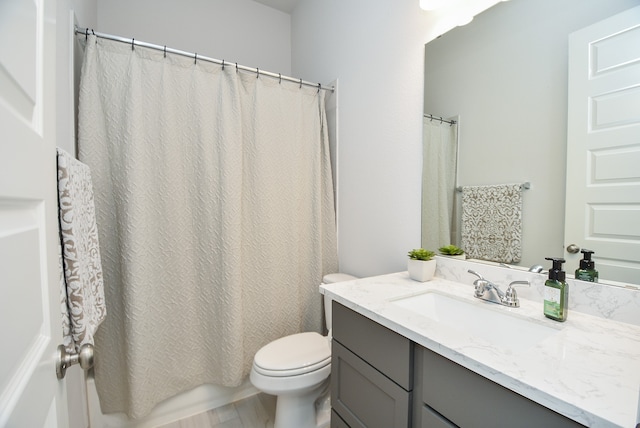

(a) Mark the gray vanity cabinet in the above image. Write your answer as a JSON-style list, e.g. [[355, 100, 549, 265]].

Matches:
[[330, 302, 588, 428], [413, 346, 586, 428], [331, 302, 413, 428]]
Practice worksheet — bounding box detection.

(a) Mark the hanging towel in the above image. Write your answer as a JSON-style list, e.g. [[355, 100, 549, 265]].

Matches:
[[461, 183, 523, 263], [57, 147, 106, 354]]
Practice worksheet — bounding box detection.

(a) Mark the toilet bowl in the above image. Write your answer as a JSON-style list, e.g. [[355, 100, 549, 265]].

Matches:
[[249, 273, 357, 428]]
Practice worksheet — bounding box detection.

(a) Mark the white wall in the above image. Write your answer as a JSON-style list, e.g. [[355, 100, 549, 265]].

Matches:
[[57, 0, 97, 156], [96, 0, 292, 75], [291, 0, 500, 277]]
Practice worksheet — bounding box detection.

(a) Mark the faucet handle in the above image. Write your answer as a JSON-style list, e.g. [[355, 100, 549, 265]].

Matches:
[[504, 281, 530, 307], [468, 269, 484, 280], [509, 280, 530, 288]]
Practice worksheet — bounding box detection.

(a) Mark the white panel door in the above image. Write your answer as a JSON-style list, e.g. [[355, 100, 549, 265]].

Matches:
[[0, 0, 68, 426], [565, 6, 640, 285]]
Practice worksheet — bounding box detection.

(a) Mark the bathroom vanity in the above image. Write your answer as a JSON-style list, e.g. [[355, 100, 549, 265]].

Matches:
[[321, 258, 640, 428], [331, 301, 583, 428]]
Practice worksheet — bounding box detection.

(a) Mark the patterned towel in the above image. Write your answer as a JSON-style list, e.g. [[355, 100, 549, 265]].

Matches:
[[57, 148, 106, 354], [461, 184, 523, 263]]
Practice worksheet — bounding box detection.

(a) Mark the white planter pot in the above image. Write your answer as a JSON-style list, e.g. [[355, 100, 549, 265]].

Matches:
[[441, 254, 466, 260], [407, 259, 436, 282]]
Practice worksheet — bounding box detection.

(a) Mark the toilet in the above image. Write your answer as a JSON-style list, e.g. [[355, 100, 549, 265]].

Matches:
[[250, 273, 357, 428]]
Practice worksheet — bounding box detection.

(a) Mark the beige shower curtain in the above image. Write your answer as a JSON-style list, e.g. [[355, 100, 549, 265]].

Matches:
[[421, 117, 458, 251], [78, 35, 338, 419]]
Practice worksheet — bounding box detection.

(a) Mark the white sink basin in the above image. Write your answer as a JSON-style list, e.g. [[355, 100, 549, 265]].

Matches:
[[391, 291, 558, 353]]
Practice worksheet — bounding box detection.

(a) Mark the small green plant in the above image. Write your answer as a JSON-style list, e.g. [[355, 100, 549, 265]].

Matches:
[[408, 248, 435, 261], [438, 245, 465, 256]]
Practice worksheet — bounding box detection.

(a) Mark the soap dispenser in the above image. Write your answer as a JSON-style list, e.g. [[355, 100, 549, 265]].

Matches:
[[543, 257, 568, 322], [575, 249, 598, 282]]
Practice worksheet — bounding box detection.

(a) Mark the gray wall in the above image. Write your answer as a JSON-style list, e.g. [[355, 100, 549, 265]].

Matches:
[[96, 0, 292, 75]]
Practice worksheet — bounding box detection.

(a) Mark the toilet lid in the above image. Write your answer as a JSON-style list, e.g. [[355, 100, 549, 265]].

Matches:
[[253, 332, 330, 376]]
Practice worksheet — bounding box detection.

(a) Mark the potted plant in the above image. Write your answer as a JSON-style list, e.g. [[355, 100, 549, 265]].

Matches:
[[407, 248, 436, 282], [438, 244, 466, 260]]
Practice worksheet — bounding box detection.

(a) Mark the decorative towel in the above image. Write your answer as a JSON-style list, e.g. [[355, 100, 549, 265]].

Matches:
[[461, 184, 523, 263], [57, 148, 106, 354]]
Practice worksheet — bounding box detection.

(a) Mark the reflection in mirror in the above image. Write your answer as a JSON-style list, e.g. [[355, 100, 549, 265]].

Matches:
[[422, 0, 640, 286], [421, 114, 458, 252]]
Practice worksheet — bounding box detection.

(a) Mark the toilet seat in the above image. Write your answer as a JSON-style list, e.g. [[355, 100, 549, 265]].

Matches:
[[253, 332, 330, 377]]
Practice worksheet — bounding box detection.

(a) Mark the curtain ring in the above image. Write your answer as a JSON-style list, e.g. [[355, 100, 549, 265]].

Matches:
[[222, 60, 225, 70], [163, 45, 167, 58], [194, 53, 197, 64], [85, 28, 88, 40], [236, 62, 238, 73], [256, 67, 259, 79], [317, 83, 321, 93], [131, 38, 134, 51], [439, 116, 443, 124], [299, 78, 302, 89], [279, 73, 282, 84]]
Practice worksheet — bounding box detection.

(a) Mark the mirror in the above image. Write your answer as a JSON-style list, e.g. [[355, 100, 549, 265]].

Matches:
[[422, 0, 639, 286]]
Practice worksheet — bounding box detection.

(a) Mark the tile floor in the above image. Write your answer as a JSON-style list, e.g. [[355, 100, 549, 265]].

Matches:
[[158, 393, 276, 428]]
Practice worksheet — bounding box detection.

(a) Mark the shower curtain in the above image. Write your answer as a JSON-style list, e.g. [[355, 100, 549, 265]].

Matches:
[[421, 118, 458, 251], [77, 35, 338, 419]]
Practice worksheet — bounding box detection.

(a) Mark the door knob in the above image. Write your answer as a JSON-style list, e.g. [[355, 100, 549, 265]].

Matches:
[[56, 343, 94, 379], [566, 244, 580, 254]]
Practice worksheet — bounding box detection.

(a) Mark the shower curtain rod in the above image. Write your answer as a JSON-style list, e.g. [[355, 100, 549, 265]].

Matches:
[[424, 113, 456, 125], [74, 27, 335, 92]]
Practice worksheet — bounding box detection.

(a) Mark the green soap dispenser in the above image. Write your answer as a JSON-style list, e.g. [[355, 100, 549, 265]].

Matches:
[[543, 257, 568, 322], [575, 249, 598, 282]]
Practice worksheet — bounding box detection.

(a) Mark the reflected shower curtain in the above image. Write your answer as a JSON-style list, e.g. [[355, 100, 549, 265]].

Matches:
[[78, 35, 338, 418], [421, 118, 458, 250]]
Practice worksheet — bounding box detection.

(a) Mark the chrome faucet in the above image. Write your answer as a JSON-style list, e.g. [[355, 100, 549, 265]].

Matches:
[[468, 270, 529, 307]]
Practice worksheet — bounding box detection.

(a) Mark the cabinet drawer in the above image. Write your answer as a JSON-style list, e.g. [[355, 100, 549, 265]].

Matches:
[[420, 347, 585, 428], [331, 410, 349, 428], [420, 405, 457, 428], [332, 302, 413, 390], [332, 341, 411, 428]]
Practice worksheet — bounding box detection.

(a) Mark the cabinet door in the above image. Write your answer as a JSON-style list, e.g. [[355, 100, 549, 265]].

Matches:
[[420, 347, 585, 428], [332, 301, 413, 390], [420, 405, 457, 428], [332, 341, 411, 428], [331, 410, 350, 428]]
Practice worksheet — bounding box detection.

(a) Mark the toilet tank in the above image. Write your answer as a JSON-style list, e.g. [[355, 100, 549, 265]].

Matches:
[[322, 273, 357, 331]]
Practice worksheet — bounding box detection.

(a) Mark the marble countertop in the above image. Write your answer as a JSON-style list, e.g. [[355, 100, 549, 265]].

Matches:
[[320, 272, 640, 428]]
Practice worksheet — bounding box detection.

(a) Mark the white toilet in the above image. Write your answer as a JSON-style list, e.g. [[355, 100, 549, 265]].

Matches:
[[250, 273, 357, 428]]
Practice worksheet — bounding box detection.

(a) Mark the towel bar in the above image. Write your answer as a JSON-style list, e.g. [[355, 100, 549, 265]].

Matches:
[[456, 182, 530, 192]]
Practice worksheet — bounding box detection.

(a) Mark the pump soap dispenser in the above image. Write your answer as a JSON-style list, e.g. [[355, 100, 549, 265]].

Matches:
[[575, 249, 598, 282], [543, 257, 568, 322]]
